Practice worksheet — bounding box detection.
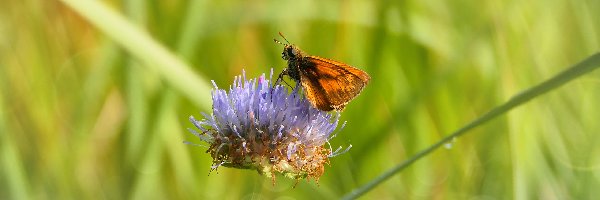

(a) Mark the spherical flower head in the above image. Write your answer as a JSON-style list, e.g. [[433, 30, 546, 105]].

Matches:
[[188, 69, 350, 182]]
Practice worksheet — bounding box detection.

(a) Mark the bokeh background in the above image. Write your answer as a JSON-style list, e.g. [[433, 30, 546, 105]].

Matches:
[[2, 0, 600, 199]]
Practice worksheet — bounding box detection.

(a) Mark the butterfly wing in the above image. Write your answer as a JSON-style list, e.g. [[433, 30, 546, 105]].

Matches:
[[299, 56, 370, 111]]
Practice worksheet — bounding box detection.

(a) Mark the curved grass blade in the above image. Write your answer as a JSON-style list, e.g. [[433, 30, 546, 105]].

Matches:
[[59, 0, 211, 110], [342, 52, 600, 200]]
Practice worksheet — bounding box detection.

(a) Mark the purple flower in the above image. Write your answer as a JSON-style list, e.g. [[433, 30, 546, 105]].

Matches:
[[188, 69, 350, 181]]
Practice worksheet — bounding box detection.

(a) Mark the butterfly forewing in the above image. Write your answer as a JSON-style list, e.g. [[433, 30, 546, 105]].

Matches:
[[275, 36, 370, 111], [299, 56, 370, 111]]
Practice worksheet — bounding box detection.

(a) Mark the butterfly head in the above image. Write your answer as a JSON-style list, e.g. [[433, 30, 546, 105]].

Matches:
[[274, 32, 305, 61], [282, 45, 305, 61]]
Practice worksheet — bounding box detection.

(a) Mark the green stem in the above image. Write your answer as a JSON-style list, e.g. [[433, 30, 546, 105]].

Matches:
[[342, 52, 600, 200]]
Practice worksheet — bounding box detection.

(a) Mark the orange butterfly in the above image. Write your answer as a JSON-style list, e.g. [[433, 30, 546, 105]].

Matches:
[[275, 33, 370, 111]]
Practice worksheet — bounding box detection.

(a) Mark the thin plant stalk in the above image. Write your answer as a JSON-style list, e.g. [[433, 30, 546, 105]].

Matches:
[[342, 52, 600, 200]]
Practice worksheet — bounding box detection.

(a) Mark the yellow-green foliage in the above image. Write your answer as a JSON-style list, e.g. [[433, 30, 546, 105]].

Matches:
[[1, 0, 600, 199]]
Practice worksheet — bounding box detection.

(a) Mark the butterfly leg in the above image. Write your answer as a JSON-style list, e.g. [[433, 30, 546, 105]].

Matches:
[[274, 68, 293, 88], [271, 68, 290, 102], [274, 68, 286, 86]]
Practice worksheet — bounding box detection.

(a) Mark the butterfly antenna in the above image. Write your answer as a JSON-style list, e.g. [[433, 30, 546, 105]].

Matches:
[[278, 32, 291, 44], [273, 38, 284, 45]]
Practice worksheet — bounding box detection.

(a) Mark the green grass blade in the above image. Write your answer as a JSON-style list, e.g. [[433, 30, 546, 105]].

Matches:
[[59, 0, 211, 110], [342, 52, 600, 200], [124, 0, 149, 166], [0, 88, 31, 199]]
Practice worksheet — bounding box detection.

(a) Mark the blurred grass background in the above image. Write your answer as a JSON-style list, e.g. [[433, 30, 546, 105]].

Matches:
[[1, 0, 600, 199]]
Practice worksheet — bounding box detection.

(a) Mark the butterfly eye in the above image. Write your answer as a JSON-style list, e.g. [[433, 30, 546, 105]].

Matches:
[[286, 47, 295, 58]]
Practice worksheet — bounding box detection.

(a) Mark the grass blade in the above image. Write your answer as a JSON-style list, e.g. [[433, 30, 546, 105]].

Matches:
[[59, 0, 211, 110], [342, 52, 600, 200]]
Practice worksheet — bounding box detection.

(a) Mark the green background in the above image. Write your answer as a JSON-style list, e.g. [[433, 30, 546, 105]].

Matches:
[[2, 0, 600, 199]]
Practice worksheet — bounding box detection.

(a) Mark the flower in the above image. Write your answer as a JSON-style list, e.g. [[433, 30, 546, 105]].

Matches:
[[188, 69, 350, 182]]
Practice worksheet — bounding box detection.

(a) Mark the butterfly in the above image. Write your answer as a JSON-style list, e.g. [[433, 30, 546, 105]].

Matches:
[[274, 33, 370, 111]]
